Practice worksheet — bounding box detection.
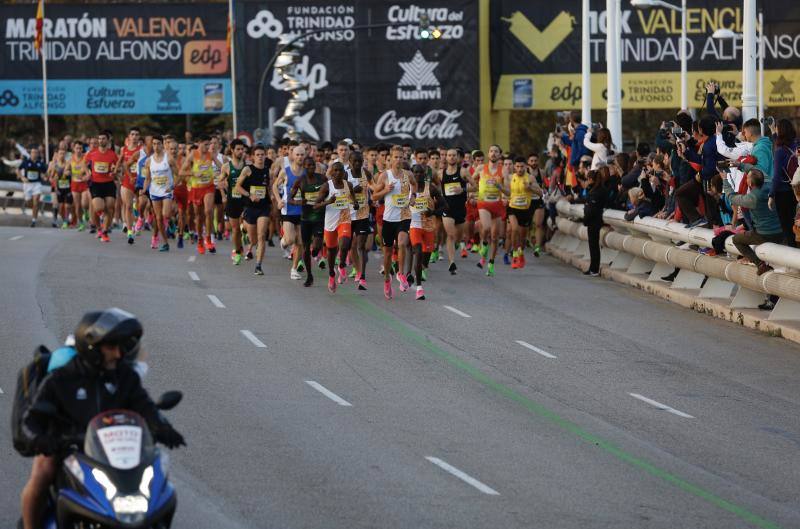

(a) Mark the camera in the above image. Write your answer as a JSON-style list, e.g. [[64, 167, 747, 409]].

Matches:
[[762, 116, 775, 127], [672, 126, 684, 137], [716, 160, 731, 173]]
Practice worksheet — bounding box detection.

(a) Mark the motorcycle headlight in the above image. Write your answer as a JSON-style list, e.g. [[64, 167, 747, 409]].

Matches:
[[64, 455, 84, 485], [139, 465, 154, 497], [112, 494, 148, 524], [91, 468, 117, 501]]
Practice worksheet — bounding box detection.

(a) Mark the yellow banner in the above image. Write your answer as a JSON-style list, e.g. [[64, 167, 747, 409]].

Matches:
[[494, 70, 800, 110]]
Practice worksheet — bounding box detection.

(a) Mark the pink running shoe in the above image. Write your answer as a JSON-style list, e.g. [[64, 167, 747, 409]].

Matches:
[[328, 276, 336, 293], [397, 272, 409, 292], [358, 278, 367, 291], [383, 280, 393, 300], [151, 235, 158, 249], [338, 266, 347, 284], [415, 286, 425, 301]]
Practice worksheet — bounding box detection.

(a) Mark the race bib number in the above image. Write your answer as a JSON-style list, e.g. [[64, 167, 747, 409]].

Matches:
[[58, 178, 70, 189], [413, 198, 428, 212], [483, 191, 500, 202], [392, 195, 409, 208], [231, 188, 242, 199], [153, 176, 169, 187], [250, 186, 266, 199], [94, 162, 109, 174], [333, 194, 352, 209], [128, 161, 138, 174], [355, 192, 366, 207], [512, 196, 530, 208], [304, 191, 319, 203], [444, 182, 461, 196]]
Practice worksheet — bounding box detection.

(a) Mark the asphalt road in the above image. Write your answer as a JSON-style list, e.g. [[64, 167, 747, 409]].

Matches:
[[2, 225, 800, 529]]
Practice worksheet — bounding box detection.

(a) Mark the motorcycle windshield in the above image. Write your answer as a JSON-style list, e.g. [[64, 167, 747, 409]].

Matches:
[[84, 410, 155, 470]]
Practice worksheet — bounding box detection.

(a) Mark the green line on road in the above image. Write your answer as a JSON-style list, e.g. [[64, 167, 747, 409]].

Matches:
[[342, 292, 782, 529]]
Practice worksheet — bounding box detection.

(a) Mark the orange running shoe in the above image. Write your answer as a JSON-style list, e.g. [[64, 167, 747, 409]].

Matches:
[[100, 231, 110, 243], [206, 236, 216, 254], [197, 239, 206, 255], [511, 256, 519, 269]]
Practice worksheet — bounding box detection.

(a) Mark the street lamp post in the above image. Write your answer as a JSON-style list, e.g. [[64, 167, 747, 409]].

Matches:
[[631, 0, 688, 110], [581, 0, 591, 125], [606, 0, 622, 147], [741, 0, 758, 121]]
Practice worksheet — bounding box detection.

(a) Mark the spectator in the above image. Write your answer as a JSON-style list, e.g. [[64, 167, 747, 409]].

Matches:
[[677, 115, 724, 227], [624, 187, 654, 221], [571, 169, 606, 276], [583, 127, 613, 170], [739, 118, 774, 179], [723, 168, 783, 275], [563, 111, 590, 171], [769, 119, 798, 247]]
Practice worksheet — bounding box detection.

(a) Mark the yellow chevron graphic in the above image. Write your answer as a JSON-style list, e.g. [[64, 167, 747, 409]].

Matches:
[[501, 11, 575, 62]]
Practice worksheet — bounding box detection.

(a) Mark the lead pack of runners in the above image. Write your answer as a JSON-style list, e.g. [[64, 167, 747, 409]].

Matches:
[[18, 129, 555, 301]]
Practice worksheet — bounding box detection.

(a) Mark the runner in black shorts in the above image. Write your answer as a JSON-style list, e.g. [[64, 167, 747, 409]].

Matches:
[[219, 139, 247, 265], [440, 148, 474, 274], [234, 144, 273, 276], [527, 152, 547, 256], [291, 156, 326, 286]]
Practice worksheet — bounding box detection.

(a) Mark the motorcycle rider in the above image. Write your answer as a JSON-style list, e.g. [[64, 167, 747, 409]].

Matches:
[[19, 308, 185, 529]]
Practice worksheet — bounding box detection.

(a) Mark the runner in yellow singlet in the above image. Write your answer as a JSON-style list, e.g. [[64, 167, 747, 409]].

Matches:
[[503, 157, 542, 270]]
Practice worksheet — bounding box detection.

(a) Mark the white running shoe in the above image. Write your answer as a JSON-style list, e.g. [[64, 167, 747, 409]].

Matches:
[[290, 268, 302, 280]]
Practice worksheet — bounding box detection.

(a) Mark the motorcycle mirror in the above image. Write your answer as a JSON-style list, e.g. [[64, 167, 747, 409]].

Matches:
[[156, 391, 182, 411], [31, 400, 58, 417]]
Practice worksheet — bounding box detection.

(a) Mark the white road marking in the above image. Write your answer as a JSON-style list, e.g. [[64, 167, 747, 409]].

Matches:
[[629, 393, 695, 419], [9, 235, 24, 241], [425, 457, 500, 495], [0, 386, 4, 394], [188, 271, 200, 281], [515, 340, 557, 359], [305, 380, 353, 407], [443, 305, 471, 318], [207, 294, 225, 308], [188, 255, 196, 262], [240, 329, 266, 348]]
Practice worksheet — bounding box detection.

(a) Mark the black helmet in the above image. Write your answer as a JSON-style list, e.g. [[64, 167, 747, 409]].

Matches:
[[74, 308, 143, 368]]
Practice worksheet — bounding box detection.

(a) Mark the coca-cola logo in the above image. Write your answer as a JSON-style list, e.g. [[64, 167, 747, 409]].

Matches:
[[374, 109, 463, 140]]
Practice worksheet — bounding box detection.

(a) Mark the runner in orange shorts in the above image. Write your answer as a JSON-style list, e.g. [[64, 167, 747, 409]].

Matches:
[[475, 144, 507, 276]]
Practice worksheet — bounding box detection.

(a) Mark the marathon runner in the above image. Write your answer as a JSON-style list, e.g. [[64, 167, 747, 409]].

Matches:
[[475, 145, 507, 276], [181, 136, 222, 255], [409, 164, 447, 300], [314, 161, 355, 293], [210, 135, 227, 242], [166, 135, 189, 249], [290, 155, 326, 287], [234, 144, 273, 275], [119, 127, 144, 240], [273, 145, 306, 280], [372, 146, 418, 299], [141, 135, 180, 252], [527, 152, 547, 257], [17, 146, 47, 228], [440, 148, 474, 274], [69, 141, 90, 231], [349, 151, 376, 290], [503, 156, 542, 269], [84, 130, 119, 242], [48, 146, 71, 229], [219, 139, 247, 265]]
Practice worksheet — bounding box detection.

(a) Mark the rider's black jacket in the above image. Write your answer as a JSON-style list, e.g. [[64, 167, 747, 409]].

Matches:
[[23, 355, 168, 451]]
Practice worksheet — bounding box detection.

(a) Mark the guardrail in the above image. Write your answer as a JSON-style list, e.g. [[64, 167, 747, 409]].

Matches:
[[551, 199, 800, 323], [0, 181, 55, 214]]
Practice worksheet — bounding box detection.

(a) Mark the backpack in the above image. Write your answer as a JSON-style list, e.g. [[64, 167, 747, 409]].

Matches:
[[11, 345, 51, 457], [782, 146, 799, 185]]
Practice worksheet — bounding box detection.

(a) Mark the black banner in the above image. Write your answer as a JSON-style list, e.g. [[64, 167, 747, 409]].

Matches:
[[234, 0, 479, 147], [0, 3, 229, 79]]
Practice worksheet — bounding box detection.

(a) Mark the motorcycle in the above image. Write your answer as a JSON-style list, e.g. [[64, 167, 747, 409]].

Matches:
[[32, 391, 182, 529]]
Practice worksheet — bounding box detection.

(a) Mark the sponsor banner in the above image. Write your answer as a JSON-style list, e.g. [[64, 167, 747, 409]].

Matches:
[[491, 0, 800, 110], [234, 0, 478, 146], [0, 3, 229, 79], [0, 78, 231, 115], [495, 70, 800, 110]]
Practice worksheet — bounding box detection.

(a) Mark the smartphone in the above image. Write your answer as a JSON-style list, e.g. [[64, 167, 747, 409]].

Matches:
[[672, 126, 684, 137]]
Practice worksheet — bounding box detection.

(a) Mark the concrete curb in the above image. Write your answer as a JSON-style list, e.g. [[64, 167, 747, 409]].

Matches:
[[548, 245, 800, 345]]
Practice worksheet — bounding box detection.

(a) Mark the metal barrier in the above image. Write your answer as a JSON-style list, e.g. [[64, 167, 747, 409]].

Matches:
[[0, 181, 55, 214], [551, 199, 800, 322]]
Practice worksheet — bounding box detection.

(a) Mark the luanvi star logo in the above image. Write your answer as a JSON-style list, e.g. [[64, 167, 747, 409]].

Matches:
[[501, 11, 575, 62], [157, 84, 181, 112], [397, 50, 441, 100], [771, 75, 794, 98]]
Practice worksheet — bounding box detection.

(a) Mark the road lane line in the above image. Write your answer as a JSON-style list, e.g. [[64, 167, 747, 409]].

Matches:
[[188, 271, 200, 281], [443, 305, 471, 318], [515, 340, 557, 359], [240, 330, 266, 348], [188, 255, 196, 262], [305, 381, 353, 407], [629, 393, 695, 419], [9, 235, 23, 241], [207, 294, 225, 308], [0, 386, 4, 394], [425, 457, 499, 495]]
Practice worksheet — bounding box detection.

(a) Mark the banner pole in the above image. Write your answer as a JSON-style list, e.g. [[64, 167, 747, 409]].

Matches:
[[41, 0, 50, 164], [228, 0, 239, 135]]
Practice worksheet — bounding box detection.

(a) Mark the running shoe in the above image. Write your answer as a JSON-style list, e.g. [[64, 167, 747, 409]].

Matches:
[[197, 239, 206, 255], [61, 222, 68, 230], [384, 280, 393, 300], [318, 258, 327, 270], [177, 237, 184, 249], [503, 252, 511, 266], [449, 262, 457, 275], [206, 238, 217, 254], [477, 257, 485, 269], [460, 246, 468, 258], [533, 245, 541, 258], [511, 255, 519, 269], [78, 222, 86, 232], [245, 250, 253, 260], [100, 231, 110, 243], [328, 276, 336, 293], [479, 244, 488, 258], [233, 253, 243, 266], [430, 250, 439, 263], [297, 260, 305, 273], [283, 249, 292, 260], [223, 230, 230, 240], [151, 236, 158, 249], [304, 274, 314, 287], [486, 261, 495, 277], [290, 268, 302, 280], [183, 232, 191, 241], [51, 220, 58, 228], [379, 265, 385, 275], [338, 266, 347, 284], [415, 286, 425, 301], [134, 218, 144, 233], [254, 264, 264, 275], [358, 278, 367, 291], [407, 273, 415, 284], [397, 272, 409, 292], [159, 243, 169, 252], [349, 267, 357, 279], [469, 242, 478, 253], [421, 269, 428, 281], [90, 225, 97, 234], [267, 238, 275, 247], [128, 235, 135, 245]]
